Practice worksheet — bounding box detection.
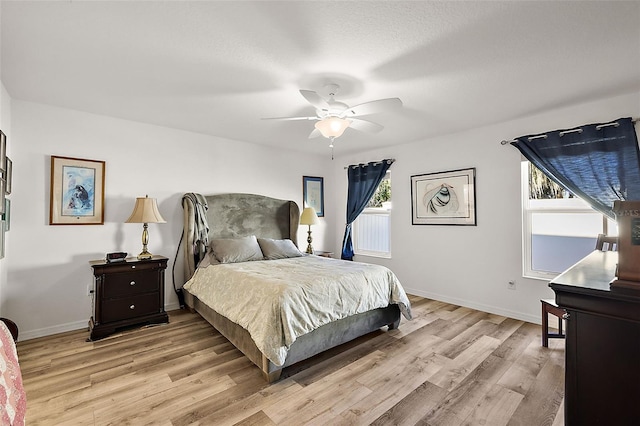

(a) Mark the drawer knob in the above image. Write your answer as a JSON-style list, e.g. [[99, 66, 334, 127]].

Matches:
[[130, 304, 135, 310], [131, 265, 136, 269], [130, 281, 136, 286]]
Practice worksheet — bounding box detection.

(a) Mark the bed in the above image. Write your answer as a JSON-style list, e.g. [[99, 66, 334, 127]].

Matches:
[[181, 193, 411, 382]]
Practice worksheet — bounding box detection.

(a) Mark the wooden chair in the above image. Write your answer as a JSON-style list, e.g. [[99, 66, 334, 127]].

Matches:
[[541, 299, 565, 347], [595, 233, 618, 252], [540, 234, 618, 347]]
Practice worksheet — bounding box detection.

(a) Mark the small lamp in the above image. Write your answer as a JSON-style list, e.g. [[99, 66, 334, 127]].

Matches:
[[125, 195, 166, 260], [299, 206, 319, 254]]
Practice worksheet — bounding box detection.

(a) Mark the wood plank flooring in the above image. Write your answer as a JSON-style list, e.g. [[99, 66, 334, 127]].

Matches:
[[17, 295, 565, 425]]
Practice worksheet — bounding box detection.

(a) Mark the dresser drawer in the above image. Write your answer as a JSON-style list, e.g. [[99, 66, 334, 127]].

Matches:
[[101, 292, 161, 323], [102, 270, 160, 298]]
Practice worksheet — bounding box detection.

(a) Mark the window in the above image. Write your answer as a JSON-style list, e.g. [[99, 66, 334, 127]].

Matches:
[[353, 172, 391, 258], [522, 162, 617, 280]]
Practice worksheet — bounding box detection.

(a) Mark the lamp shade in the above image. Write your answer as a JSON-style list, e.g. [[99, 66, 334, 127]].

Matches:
[[300, 207, 319, 225], [125, 195, 166, 224], [314, 117, 350, 138]]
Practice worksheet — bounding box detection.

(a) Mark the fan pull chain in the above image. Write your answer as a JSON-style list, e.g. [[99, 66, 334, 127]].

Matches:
[[329, 137, 335, 160]]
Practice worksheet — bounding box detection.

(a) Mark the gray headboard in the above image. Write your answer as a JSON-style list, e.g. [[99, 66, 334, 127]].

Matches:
[[182, 193, 300, 280]]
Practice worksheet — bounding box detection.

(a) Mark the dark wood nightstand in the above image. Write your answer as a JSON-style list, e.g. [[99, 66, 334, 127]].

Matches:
[[314, 251, 333, 258], [88, 255, 169, 340]]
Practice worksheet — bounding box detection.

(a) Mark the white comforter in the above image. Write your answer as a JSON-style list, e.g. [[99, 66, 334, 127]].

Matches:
[[183, 255, 412, 366]]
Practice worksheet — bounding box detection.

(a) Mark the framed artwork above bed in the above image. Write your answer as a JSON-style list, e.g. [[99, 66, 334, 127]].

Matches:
[[303, 175, 324, 217]]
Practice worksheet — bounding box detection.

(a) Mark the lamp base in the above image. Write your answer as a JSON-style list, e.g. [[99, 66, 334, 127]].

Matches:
[[306, 227, 314, 254], [137, 250, 153, 260]]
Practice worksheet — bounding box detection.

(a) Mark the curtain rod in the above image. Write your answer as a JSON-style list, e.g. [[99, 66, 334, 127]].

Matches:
[[344, 158, 395, 169], [500, 117, 639, 145]]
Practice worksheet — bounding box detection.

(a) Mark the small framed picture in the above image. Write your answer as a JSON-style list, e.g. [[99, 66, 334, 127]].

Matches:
[[5, 157, 11, 195], [0, 179, 4, 215], [3, 198, 10, 232], [411, 168, 476, 226], [0, 131, 6, 175], [303, 176, 324, 217], [50, 155, 105, 225]]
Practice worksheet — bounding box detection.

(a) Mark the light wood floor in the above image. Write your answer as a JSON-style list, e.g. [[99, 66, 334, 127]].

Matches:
[[17, 295, 565, 425]]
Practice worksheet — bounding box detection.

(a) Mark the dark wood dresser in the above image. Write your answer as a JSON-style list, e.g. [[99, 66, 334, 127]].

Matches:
[[550, 250, 640, 425], [89, 255, 169, 340]]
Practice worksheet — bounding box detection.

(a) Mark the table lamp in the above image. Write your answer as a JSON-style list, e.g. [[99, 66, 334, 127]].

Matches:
[[125, 195, 166, 260], [299, 206, 319, 254]]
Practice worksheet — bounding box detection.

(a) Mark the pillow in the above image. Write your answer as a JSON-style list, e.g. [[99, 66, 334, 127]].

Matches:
[[210, 235, 264, 264], [196, 251, 219, 269], [257, 238, 303, 260]]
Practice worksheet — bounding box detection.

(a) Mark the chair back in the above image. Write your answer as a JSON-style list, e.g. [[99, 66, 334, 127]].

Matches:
[[596, 234, 618, 252]]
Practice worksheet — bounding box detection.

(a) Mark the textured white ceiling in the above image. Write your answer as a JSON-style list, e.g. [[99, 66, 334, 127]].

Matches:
[[2, 1, 639, 156]]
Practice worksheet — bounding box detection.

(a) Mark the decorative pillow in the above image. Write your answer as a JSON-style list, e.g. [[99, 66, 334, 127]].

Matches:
[[257, 238, 303, 260], [210, 235, 264, 264]]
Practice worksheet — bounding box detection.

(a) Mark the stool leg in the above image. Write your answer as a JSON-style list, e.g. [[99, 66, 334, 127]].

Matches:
[[558, 314, 563, 336], [542, 303, 549, 347]]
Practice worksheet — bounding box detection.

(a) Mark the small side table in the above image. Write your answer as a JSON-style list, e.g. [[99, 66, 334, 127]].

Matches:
[[89, 255, 169, 340], [314, 251, 333, 258]]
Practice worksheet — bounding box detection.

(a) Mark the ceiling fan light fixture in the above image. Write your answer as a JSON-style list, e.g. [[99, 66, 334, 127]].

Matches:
[[314, 117, 350, 138]]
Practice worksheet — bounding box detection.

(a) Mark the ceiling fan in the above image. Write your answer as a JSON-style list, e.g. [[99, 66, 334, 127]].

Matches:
[[263, 84, 403, 142]]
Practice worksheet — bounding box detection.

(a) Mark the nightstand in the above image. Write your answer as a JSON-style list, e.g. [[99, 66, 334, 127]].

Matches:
[[314, 251, 333, 258], [88, 255, 169, 340]]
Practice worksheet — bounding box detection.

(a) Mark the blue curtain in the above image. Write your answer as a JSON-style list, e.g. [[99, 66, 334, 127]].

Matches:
[[341, 159, 394, 260], [511, 117, 640, 218]]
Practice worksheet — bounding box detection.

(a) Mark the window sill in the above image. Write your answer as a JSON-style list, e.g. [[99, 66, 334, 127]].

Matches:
[[354, 252, 392, 259]]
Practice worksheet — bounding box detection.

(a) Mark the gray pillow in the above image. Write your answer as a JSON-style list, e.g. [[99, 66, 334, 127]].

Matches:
[[257, 238, 303, 260], [210, 235, 264, 263]]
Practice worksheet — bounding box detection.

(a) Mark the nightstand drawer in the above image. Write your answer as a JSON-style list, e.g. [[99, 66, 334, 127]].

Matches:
[[101, 293, 160, 323], [102, 271, 160, 298]]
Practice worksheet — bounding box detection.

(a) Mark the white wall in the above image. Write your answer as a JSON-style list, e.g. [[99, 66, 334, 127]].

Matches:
[[4, 100, 335, 340], [332, 90, 640, 324]]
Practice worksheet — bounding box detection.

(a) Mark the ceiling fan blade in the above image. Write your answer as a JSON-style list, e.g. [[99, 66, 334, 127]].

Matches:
[[261, 116, 317, 121], [300, 90, 330, 111], [349, 117, 384, 133], [308, 128, 322, 139], [341, 98, 402, 117]]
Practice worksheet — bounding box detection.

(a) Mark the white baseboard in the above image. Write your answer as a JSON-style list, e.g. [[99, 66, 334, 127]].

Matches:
[[19, 302, 184, 342], [19, 319, 90, 342], [404, 286, 540, 325]]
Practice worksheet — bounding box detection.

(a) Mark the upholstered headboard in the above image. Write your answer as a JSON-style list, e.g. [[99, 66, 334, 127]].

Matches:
[[182, 193, 300, 280]]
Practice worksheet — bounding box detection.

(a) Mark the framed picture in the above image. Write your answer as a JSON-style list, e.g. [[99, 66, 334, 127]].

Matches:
[[3, 198, 10, 231], [50, 155, 105, 225], [4, 157, 11, 195], [411, 167, 476, 226], [0, 131, 5, 175], [303, 176, 324, 217], [0, 179, 4, 215]]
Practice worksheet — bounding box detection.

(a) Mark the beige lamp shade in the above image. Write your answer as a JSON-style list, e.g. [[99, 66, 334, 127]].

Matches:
[[125, 196, 166, 224], [300, 207, 319, 225], [314, 117, 350, 138]]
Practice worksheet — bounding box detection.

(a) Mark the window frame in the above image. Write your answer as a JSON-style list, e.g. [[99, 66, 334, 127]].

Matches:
[[520, 162, 613, 280]]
